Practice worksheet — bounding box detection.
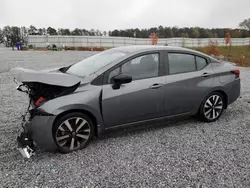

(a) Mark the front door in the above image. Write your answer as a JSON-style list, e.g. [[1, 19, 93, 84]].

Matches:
[[102, 52, 166, 128]]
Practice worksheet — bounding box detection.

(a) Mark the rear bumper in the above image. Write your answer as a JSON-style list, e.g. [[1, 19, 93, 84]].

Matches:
[[25, 115, 58, 152], [228, 78, 241, 105]]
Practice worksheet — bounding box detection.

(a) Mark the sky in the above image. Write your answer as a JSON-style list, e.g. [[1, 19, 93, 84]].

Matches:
[[0, 0, 249, 31]]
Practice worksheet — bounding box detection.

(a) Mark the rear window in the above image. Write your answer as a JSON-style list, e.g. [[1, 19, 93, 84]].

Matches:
[[196, 56, 207, 70]]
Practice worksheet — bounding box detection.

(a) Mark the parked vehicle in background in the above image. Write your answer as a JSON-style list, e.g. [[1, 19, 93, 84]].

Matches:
[[10, 45, 241, 158]]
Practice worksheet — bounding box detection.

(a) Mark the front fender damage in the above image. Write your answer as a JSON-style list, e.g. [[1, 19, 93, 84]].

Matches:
[[10, 67, 82, 158]]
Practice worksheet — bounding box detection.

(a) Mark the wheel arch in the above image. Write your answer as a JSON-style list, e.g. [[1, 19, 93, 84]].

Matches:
[[212, 90, 228, 109], [195, 89, 229, 115], [202, 88, 229, 108], [196, 89, 228, 122], [52, 105, 105, 137]]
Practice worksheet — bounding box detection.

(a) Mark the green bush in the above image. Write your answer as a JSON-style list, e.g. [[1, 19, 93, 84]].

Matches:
[[21, 46, 29, 51]]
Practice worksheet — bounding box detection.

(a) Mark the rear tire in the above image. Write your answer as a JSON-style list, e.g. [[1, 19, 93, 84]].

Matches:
[[199, 92, 225, 122], [53, 112, 95, 153]]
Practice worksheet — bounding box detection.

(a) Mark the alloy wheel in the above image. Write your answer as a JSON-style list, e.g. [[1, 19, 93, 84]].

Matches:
[[55, 117, 91, 151], [203, 95, 223, 120]]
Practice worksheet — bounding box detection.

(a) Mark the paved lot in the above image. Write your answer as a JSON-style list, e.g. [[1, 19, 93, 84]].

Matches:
[[0, 48, 250, 188]]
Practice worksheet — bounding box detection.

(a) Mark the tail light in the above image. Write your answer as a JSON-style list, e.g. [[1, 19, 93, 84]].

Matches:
[[231, 69, 240, 78], [35, 97, 46, 107]]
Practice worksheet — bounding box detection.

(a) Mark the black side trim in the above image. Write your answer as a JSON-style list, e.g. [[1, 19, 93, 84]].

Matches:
[[106, 112, 190, 130], [99, 90, 103, 117], [91, 74, 104, 86]]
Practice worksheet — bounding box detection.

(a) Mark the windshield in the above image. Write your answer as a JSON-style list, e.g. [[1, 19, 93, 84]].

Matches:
[[66, 50, 127, 77]]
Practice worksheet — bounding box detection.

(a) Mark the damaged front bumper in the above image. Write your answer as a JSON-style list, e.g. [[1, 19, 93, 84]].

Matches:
[[16, 112, 58, 158], [17, 129, 36, 158], [16, 102, 37, 158]]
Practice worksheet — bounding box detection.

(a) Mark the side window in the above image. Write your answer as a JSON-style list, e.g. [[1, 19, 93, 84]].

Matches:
[[196, 56, 207, 70], [168, 53, 196, 74], [108, 53, 159, 83]]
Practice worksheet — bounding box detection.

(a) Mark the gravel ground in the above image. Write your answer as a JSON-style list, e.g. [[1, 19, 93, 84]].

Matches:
[[0, 48, 249, 188]]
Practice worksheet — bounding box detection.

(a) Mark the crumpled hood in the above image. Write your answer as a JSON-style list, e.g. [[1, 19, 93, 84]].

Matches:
[[39, 67, 62, 73], [10, 67, 82, 87]]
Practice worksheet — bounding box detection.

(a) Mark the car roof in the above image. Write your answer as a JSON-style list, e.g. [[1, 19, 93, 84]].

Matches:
[[112, 45, 191, 53], [111, 45, 213, 59]]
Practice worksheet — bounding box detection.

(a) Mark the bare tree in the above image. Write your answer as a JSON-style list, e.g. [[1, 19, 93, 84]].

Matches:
[[239, 18, 250, 31], [47, 27, 58, 35], [58, 28, 71, 35], [239, 18, 250, 37], [0, 29, 4, 43], [28, 25, 38, 35]]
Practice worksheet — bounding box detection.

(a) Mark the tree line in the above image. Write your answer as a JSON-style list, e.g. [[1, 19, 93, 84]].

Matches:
[[0, 18, 249, 47]]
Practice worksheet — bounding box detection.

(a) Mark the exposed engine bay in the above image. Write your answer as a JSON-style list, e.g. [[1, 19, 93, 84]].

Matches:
[[11, 67, 81, 158], [17, 82, 80, 108]]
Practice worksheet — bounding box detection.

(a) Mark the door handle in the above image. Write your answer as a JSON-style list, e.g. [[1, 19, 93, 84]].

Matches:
[[201, 72, 212, 77], [149, 83, 164, 89]]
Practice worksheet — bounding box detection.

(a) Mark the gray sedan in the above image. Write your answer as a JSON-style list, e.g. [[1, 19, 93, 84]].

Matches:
[[10, 45, 240, 158]]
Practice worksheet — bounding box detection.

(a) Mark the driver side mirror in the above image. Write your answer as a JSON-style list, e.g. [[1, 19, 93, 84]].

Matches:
[[111, 74, 132, 89]]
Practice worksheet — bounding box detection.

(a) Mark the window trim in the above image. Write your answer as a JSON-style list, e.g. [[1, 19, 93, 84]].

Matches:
[[165, 51, 210, 75], [103, 50, 166, 85]]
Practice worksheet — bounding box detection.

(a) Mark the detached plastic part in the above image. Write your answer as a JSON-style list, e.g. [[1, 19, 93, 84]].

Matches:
[[18, 146, 35, 158], [17, 132, 36, 158]]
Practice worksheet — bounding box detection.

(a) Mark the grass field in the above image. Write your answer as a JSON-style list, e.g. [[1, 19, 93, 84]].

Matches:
[[192, 46, 250, 67]]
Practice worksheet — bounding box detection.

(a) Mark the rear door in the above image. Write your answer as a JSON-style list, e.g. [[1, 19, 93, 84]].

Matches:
[[164, 51, 214, 116], [102, 51, 167, 128]]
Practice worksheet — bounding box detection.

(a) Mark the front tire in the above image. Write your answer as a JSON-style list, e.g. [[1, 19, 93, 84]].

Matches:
[[199, 92, 225, 122], [53, 112, 95, 153]]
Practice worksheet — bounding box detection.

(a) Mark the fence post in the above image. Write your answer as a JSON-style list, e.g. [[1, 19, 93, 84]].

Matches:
[[112, 38, 114, 47]]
